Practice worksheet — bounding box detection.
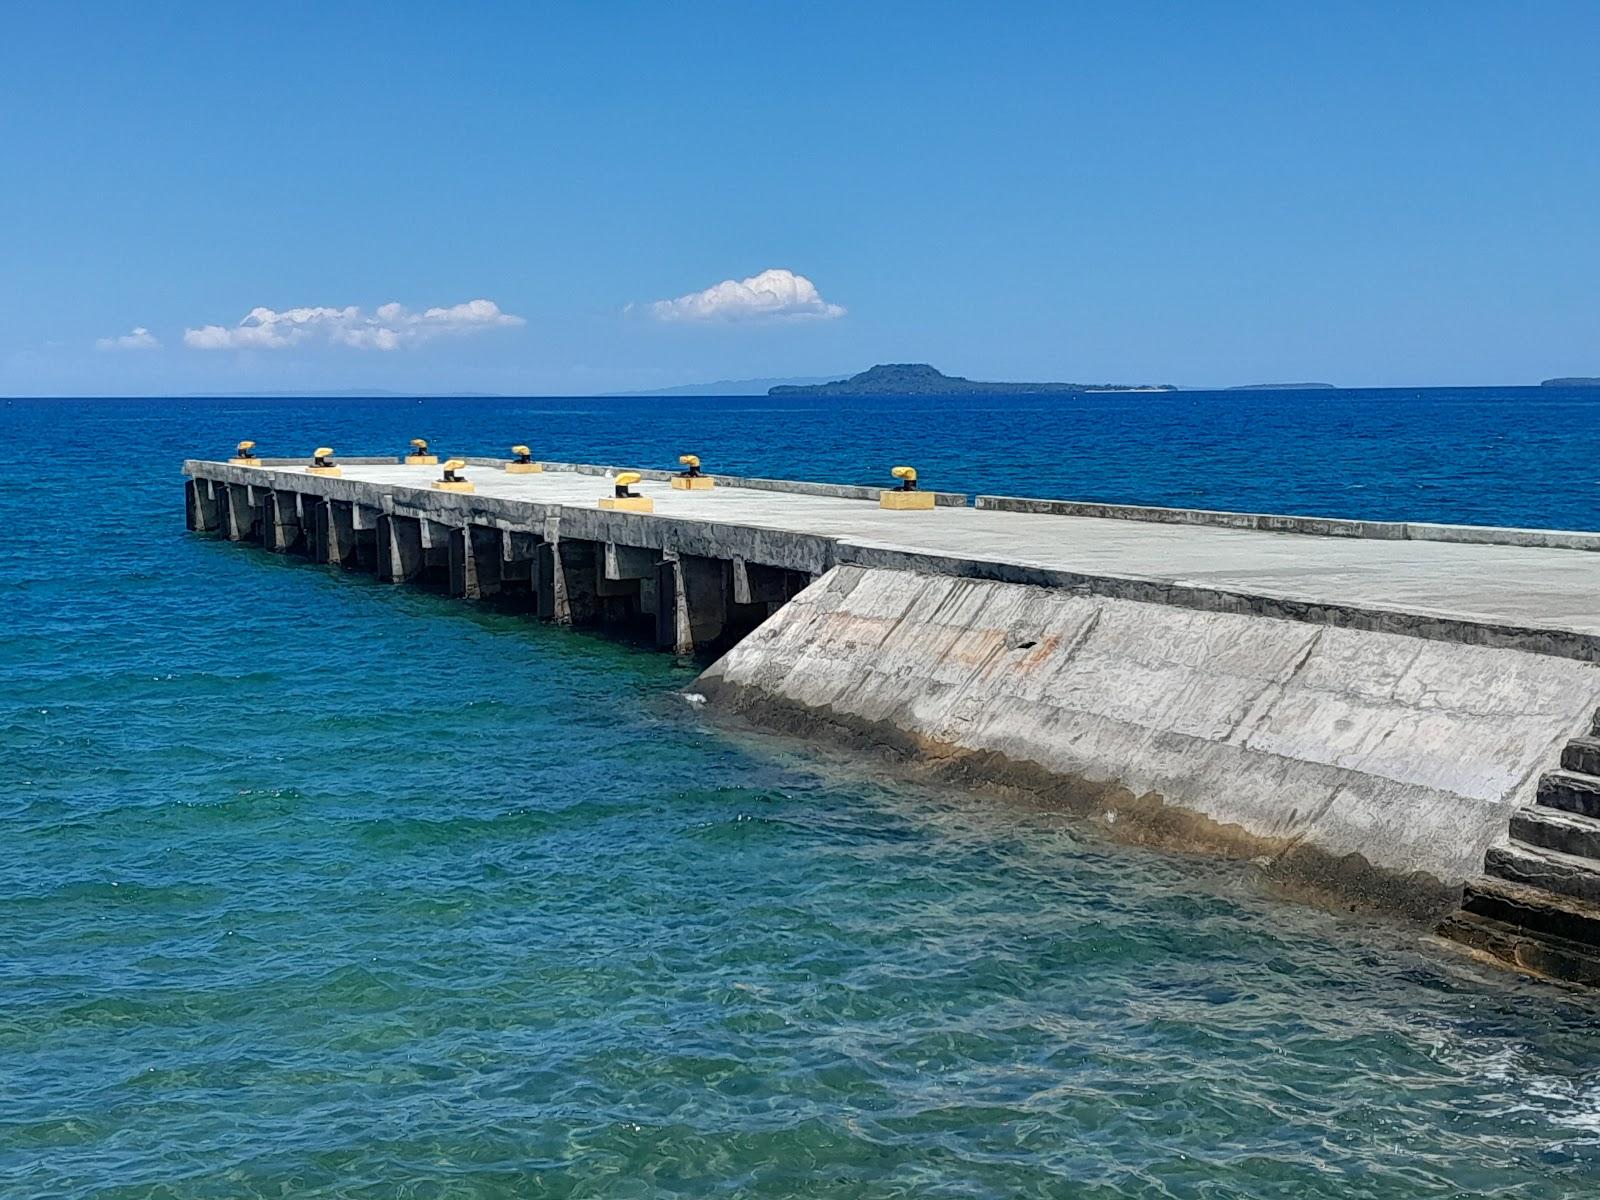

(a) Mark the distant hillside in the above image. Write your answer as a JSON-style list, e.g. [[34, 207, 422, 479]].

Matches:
[[1226, 382, 1337, 391], [769, 363, 1176, 397], [1541, 377, 1600, 388]]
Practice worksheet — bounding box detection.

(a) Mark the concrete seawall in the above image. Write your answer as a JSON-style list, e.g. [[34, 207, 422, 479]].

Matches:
[[184, 455, 1600, 980], [693, 564, 1600, 915]]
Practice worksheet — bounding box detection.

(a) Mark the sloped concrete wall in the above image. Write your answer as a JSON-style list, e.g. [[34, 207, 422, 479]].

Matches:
[[693, 565, 1600, 914]]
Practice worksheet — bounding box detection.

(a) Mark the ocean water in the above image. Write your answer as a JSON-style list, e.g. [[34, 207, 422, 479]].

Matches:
[[4, 388, 1600, 1198]]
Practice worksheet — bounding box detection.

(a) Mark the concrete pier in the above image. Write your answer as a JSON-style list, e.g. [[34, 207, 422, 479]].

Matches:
[[184, 454, 1600, 984], [186, 460, 851, 652]]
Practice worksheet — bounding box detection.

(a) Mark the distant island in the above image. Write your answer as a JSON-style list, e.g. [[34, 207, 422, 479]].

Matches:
[[1226, 382, 1337, 391], [1541, 378, 1600, 388], [769, 363, 1176, 397]]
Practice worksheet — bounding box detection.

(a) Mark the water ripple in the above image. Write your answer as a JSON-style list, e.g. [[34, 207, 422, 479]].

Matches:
[[3, 394, 1600, 1197]]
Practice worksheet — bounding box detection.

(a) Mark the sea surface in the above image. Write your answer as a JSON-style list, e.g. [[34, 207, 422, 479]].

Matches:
[[4, 387, 1600, 1198]]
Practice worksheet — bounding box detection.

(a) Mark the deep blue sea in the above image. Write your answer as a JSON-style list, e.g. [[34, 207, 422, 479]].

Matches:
[[4, 388, 1600, 1198]]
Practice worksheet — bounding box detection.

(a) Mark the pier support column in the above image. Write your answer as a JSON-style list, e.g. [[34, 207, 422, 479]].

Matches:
[[655, 553, 691, 654], [377, 514, 423, 583], [309, 500, 354, 566], [351, 505, 380, 573], [222, 483, 260, 542], [733, 557, 792, 606], [499, 530, 539, 603], [727, 556, 795, 633], [447, 526, 476, 598], [470, 525, 504, 598], [536, 541, 559, 619], [263, 490, 303, 553], [537, 537, 605, 624], [593, 540, 652, 630], [638, 576, 660, 618], [447, 524, 505, 599], [307, 500, 328, 563], [605, 542, 656, 585], [185, 479, 220, 532], [606, 541, 656, 611], [684, 554, 729, 647], [291, 494, 318, 557], [308, 500, 353, 566], [535, 517, 567, 622], [654, 553, 727, 653], [418, 519, 452, 576], [329, 501, 357, 567], [733, 558, 812, 617]]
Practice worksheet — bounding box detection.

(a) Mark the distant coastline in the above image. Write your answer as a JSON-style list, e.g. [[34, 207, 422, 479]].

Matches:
[[610, 375, 835, 397], [1226, 382, 1337, 391], [770, 363, 1177, 397], [25, 376, 1600, 402]]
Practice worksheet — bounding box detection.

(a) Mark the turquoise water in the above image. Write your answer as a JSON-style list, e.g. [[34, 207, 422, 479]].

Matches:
[[4, 391, 1600, 1197]]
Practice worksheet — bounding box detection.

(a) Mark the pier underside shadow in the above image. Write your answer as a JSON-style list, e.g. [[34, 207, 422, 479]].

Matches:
[[186, 475, 810, 659]]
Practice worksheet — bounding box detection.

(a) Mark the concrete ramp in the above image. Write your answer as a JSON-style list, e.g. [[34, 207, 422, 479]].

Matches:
[[693, 565, 1600, 915]]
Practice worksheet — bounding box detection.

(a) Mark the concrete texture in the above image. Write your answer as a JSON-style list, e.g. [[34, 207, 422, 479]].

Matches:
[[186, 459, 1600, 660], [977, 495, 1600, 551], [186, 459, 1600, 932], [536, 462, 969, 506], [692, 565, 1600, 908]]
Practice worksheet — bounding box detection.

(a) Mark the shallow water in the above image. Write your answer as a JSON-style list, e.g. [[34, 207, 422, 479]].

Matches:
[[3, 391, 1600, 1197]]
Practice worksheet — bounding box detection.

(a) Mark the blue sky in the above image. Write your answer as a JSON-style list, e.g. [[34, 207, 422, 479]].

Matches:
[[2, 2, 1596, 395]]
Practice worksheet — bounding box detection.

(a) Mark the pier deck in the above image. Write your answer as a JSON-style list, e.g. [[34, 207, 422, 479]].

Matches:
[[186, 459, 1600, 656]]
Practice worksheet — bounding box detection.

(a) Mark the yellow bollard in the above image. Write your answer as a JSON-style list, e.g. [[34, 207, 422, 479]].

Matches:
[[599, 470, 654, 513], [505, 444, 543, 474], [431, 458, 475, 493], [404, 437, 438, 466], [306, 447, 342, 477], [879, 464, 933, 509], [670, 453, 715, 490], [229, 440, 259, 466]]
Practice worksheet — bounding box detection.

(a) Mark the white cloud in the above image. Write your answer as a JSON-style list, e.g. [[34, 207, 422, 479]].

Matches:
[[647, 268, 845, 323], [95, 327, 161, 351], [183, 299, 524, 351]]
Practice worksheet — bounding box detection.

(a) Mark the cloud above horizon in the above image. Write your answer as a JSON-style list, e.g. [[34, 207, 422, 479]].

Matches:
[[95, 327, 160, 352], [647, 269, 845, 323], [183, 299, 524, 351]]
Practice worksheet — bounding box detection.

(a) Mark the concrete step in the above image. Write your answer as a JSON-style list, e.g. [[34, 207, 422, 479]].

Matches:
[[1438, 909, 1600, 987], [1486, 842, 1600, 904], [1460, 875, 1600, 947], [1561, 736, 1600, 777], [1511, 805, 1600, 861], [1536, 769, 1600, 818]]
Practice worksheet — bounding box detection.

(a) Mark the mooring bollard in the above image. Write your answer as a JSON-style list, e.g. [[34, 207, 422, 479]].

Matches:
[[405, 438, 438, 466], [600, 470, 654, 513], [505, 444, 542, 474], [229, 440, 259, 466], [671, 453, 715, 490], [432, 458, 475, 493], [879, 464, 934, 510], [306, 447, 342, 477]]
